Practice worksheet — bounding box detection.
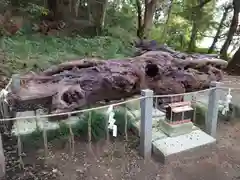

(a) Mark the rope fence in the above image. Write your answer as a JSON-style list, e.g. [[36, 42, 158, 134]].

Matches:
[[0, 87, 218, 122], [0, 79, 238, 170], [0, 97, 144, 122]]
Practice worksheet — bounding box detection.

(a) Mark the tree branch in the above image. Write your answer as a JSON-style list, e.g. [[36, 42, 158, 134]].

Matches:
[[198, 0, 212, 9], [136, 0, 143, 38]]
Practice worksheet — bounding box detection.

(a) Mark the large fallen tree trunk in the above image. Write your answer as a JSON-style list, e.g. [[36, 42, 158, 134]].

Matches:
[[7, 50, 227, 119]]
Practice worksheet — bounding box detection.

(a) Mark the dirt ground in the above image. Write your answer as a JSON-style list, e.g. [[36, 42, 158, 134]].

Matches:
[[3, 119, 240, 180]]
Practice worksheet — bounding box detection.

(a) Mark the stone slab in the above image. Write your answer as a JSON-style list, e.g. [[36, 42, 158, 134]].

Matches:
[[12, 110, 82, 135], [152, 128, 168, 142], [129, 108, 165, 120], [152, 129, 216, 164], [131, 119, 167, 140], [125, 97, 140, 110], [158, 120, 196, 137]]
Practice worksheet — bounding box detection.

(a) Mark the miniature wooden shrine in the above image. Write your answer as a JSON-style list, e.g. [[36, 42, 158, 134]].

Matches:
[[165, 101, 194, 124]]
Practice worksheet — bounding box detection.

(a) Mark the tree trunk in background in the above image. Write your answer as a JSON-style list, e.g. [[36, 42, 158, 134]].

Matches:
[[229, 36, 240, 55], [46, 0, 70, 20], [10, 0, 21, 7], [188, 20, 198, 52], [88, 0, 108, 35], [220, 0, 240, 60], [136, 0, 157, 39], [226, 46, 240, 74], [188, 0, 212, 52], [142, 0, 157, 37], [45, 0, 107, 35], [136, 0, 143, 38], [208, 5, 231, 54], [47, 0, 57, 15], [161, 0, 173, 43]]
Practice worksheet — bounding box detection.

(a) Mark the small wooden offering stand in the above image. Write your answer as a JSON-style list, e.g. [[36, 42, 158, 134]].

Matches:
[[165, 101, 194, 125]]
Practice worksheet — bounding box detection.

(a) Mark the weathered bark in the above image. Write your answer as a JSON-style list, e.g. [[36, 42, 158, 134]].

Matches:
[[7, 46, 227, 119], [220, 0, 240, 60], [208, 4, 231, 54], [226, 46, 240, 74]]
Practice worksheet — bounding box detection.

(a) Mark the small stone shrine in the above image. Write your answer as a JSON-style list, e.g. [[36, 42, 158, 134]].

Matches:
[[159, 101, 195, 137]]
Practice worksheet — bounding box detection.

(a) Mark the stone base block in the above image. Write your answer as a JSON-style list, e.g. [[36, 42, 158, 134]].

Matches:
[[131, 120, 167, 140], [125, 97, 140, 110], [158, 120, 197, 137], [12, 110, 81, 135], [152, 129, 216, 164]]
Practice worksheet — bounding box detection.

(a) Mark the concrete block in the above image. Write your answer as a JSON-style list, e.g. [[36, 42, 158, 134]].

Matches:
[[152, 128, 167, 142], [152, 108, 165, 118], [158, 120, 195, 137], [125, 97, 140, 110], [130, 119, 167, 141], [12, 111, 41, 135], [130, 110, 141, 120], [152, 129, 216, 164], [131, 120, 140, 136], [130, 108, 165, 122], [12, 110, 81, 135], [63, 116, 82, 125]]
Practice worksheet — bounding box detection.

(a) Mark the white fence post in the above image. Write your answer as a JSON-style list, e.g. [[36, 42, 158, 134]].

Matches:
[[206, 81, 222, 137], [0, 134, 5, 178], [10, 74, 20, 93], [140, 89, 153, 159]]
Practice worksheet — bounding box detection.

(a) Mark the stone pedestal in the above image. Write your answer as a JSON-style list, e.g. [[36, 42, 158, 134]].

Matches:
[[152, 129, 216, 164], [125, 97, 140, 111], [158, 120, 197, 137]]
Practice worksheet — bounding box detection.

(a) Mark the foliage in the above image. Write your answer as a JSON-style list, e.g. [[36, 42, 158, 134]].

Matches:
[[1, 0, 231, 71], [150, 15, 191, 50], [114, 106, 135, 135], [148, 0, 218, 51], [20, 108, 135, 148], [19, 3, 49, 21], [103, 2, 138, 45], [194, 47, 218, 54], [2, 34, 135, 74]]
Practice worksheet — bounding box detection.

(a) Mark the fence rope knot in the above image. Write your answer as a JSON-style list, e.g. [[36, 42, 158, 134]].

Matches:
[[221, 88, 232, 115], [107, 105, 117, 137]]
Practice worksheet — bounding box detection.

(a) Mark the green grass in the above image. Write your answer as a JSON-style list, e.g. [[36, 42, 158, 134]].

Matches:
[[2, 34, 135, 74], [194, 47, 218, 54], [20, 108, 135, 148]]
